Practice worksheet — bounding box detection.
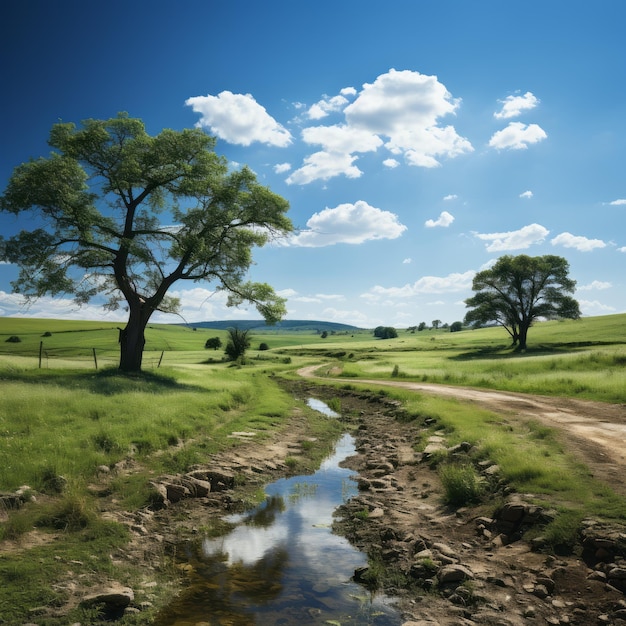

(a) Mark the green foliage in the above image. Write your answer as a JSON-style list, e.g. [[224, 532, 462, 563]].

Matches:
[[0, 113, 292, 371], [465, 254, 580, 350], [224, 327, 252, 362], [205, 336, 222, 350], [439, 462, 484, 505], [450, 321, 463, 332], [258, 342, 270, 351], [374, 326, 398, 339]]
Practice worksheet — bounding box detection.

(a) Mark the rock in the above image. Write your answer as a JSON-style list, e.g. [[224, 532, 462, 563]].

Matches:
[[163, 482, 190, 503], [148, 481, 169, 507], [81, 584, 134, 608], [432, 542, 457, 558], [187, 469, 235, 491], [181, 476, 212, 497], [437, 564, 474, 583]]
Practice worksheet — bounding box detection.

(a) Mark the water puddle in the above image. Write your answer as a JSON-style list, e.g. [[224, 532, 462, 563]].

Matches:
[[154, 430, 402, 625], [306, 397, 340, 418]]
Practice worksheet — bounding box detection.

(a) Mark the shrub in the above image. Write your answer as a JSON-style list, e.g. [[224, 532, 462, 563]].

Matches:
[[205, 337, 222, 350], [259, 342, 269, 351], [224, 328, 251, 362], [5, 336, 21, 343]]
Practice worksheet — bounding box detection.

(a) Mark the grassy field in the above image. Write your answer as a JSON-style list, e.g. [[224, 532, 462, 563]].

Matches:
[[0, 313, 625, 623]]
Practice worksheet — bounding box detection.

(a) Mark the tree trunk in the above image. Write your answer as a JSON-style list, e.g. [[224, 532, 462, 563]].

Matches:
[[118, 306, 150, 372], [517, 323, 529, 351]]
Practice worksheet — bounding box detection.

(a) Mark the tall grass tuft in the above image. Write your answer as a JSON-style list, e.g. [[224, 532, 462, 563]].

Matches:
[[439, 462, 484, 505]]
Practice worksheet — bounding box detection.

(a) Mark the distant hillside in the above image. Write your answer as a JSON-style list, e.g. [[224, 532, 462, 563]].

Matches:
[[184, 319, 363, 333]]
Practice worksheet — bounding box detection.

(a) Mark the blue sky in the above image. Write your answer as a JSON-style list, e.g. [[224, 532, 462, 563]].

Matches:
[[1, 0, 625, 328]]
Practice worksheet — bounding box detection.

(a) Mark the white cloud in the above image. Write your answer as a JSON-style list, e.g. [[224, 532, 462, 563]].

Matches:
[[273, 162, 291, 174], [474, 223, 549, 251], [443, 194, 458, 201], [186, 91, 292, 147], [286, 151, 362, 184], [289, 69, 473, 184], [300, 124, 383, 154], [578, 280, 612, 291], [494, 91, 539, 120], [551, 232, 607, 252], [403, 258, 412, 264], [619, 247, 626, 253], [520, 190, 533, 199], [425, 210, 455, 228], [579, 299, 617, 314], [307, 93, 352, 120], [383, 158, 400, 168], [365, 270, 475, 298], [489, 122, 547, 150], [609, 199, 626, 206], [288, 200, 406, 247]]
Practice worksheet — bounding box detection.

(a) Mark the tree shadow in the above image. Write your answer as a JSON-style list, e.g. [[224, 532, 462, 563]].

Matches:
[[451, 344, 579, 361], [0, 367, 206, 395]]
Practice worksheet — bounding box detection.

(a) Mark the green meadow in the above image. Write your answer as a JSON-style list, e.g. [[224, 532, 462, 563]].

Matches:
[[0, 313, 625, 623]]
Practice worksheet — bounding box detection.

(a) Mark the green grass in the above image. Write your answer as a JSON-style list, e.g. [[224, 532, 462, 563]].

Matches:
[[1, 313, 626, 621]]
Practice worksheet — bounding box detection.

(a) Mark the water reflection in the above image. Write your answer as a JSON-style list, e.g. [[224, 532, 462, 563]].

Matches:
[[155, 434, 402, 625], [306, 397, 340, 418]]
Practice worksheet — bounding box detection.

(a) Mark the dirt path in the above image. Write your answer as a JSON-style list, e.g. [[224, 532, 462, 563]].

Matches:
[[298, 365, 626, 499]]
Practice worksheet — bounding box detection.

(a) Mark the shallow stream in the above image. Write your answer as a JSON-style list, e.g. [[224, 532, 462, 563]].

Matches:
[[154, 399, 402, 625]]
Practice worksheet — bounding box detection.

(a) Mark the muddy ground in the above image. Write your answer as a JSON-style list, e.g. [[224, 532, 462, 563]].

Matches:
[[137, 375, 626, 626]]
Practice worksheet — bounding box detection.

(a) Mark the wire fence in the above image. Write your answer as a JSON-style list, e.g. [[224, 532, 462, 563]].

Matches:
[[0, 340, 166, 370]]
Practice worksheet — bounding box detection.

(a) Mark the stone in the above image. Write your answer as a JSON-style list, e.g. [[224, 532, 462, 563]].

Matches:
[[81, 584, 134, 608], [437, 564, 474, 583], [432, 542, 457, 558]]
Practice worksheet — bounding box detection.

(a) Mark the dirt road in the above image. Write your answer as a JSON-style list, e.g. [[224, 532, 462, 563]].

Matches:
[[298, 365, 626, 498]]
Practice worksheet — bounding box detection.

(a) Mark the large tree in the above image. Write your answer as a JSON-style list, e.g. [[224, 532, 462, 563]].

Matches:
[[464, 254, 580, 350], [0, 114, 292, 371]]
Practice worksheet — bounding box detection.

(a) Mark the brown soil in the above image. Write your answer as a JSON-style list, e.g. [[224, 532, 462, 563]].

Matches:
[[285, 375, 626, 625]]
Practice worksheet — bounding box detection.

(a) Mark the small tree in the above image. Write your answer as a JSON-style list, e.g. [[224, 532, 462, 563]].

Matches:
[[450, 321, 463, 333], [224, 327, 251, 362], [258, 342, 269, 351], [0, 114, 292, 372], [320, 330, 328, 339], [464, 254, 580, 350], [417, 322, 427, 331], [374, 326, 398, 339], [432, 319, 442, 330], [205, 337, 222, 350]]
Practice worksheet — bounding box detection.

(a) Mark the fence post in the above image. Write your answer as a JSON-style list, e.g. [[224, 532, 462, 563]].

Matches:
[[158, 351, 164, 368], [93, 348, 98, 370], [39, 341, 43, 369]]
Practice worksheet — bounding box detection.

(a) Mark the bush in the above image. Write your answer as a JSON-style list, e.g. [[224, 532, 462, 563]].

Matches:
[[450, 321, 464, 333], [205, 337, 222, 350], [5, 336, 21, 343], [224, 328, 251, 362], [258, 342, 269, 351]]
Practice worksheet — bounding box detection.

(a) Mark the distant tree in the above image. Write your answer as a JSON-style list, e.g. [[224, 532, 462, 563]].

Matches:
[[205, 337, 222, 350], [0, 113, 292, 372], [450, 321, 463, 333], [374, 326, 398, 339], [417, 322, 427, 331], [464, 254, 580, 351], [432, 319, 442, 330], [320, 330, 328, 339], [258, 342, 269, 351], [224, 327, 251, 362]]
